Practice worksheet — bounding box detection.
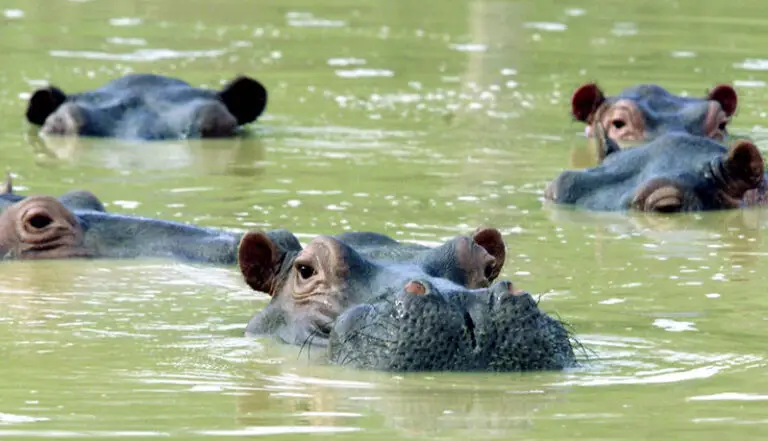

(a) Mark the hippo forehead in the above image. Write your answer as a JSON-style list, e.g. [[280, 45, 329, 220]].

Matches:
[[612, 85, 713, 131], [71, 81, 218, 108], [69, 85, 221, 135], [308, 234, 489, 280]]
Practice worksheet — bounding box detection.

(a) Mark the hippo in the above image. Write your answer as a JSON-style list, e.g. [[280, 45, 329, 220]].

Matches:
[[0, 181, 251, 262], [546, 128, 765, 212], [25, 73, 268, 140], [237, 228, 576, 372], [570, 82, 738, 162]]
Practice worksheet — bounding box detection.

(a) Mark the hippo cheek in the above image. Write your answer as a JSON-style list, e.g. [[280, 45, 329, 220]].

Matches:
[[328, 304, 385, 369], [0, 196, 90, 260]]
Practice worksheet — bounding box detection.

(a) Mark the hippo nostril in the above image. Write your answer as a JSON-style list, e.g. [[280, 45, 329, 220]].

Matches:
[[498, 280, 527, 298], [645, 187, 683, 213], [653, 200, 682, 213], [404, 280, 426, 296], [633, 180, 685, 213], [27, 213, 53, 230], [463, 312, 477, 350]]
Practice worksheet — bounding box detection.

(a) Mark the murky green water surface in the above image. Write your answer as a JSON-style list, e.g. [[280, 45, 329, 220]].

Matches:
[[2, 0, 768, 439]]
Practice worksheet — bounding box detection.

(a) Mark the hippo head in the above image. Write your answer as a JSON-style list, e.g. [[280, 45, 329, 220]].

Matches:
[[25, 74, 268, 140], [238, 228, 575, 371], [328, 279, 573, 372], [546, 131, 765, 212], [0, 195, 91, 259], [571, 82, 737, 159]]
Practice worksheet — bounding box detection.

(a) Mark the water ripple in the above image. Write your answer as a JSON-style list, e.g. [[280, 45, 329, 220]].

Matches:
[[49, 48, 226, 62]]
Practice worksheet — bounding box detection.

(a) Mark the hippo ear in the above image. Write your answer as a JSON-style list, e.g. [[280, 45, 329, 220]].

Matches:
[[472, 227, 506, 281], [708, 84, 738, 117], [219, 76, 268, 126], [571, 83, 606, 123], [723, 140, 764, 196], [238, 231, 280, 294], [26, 86, 67, 126]]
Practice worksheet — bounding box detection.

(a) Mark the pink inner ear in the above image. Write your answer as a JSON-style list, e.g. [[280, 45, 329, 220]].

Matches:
[[472, 228, 506, 278], [709, 84, 738, 117], [571, 83, 605, 122]]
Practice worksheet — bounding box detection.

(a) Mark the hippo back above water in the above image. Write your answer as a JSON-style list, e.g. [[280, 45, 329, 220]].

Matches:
[[238, 228, 575, 372], [0, 182, 248, 263], [25, 74, 268, 140], [571, 81, 738, 161]]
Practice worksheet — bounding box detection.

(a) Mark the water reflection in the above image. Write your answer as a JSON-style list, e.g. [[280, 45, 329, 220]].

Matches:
[[233, 362, 571, 440], [27, 132, 266, 176], [545, 205, 765, 266]]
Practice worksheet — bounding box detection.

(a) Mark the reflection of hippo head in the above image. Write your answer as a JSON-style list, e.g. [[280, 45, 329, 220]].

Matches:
[[25, 74, 268, 140], [571, 82, 737, 160], [238, 229, 575, 372], [547, 132, 764, 212]]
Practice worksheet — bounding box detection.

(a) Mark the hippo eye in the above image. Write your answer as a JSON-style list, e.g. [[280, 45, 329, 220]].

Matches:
[[295, 263, 316, 280], [611, 119, 626, 129]]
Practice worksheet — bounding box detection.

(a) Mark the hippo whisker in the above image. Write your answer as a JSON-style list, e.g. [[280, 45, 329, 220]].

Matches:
[[297, 328, 323, 362]]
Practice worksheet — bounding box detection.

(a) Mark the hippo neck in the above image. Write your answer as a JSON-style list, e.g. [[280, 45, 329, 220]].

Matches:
[[75, 210, 242, 264]]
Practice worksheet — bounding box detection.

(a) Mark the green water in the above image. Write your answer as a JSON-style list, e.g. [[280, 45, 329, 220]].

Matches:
[[2, 0, 768, 439]]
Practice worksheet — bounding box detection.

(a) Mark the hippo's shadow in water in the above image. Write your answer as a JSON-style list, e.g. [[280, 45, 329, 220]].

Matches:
[[544, 204, 764, 267], [25, 130, 266, 177], [230, 360, 573, 440]]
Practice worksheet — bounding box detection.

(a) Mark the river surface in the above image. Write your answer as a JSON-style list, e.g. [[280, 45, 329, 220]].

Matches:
[[2, 0, 768, 439]]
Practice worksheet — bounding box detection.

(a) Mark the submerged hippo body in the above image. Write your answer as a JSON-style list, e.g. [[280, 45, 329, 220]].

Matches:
[[571, 82, 738, 161], [25, 74, 268, 140], [547, 131, 765, 212], [238, 228, 575, 372]]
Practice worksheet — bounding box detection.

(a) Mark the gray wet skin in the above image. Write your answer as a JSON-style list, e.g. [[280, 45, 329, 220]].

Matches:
[[545, 131, 766, 212], [238, 228, 575, 372], [25, 73, 268, 140], [0, 186, 266, 263], [571, 82, 738, 160]]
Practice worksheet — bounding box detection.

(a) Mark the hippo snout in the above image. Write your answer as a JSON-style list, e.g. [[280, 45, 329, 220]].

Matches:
[[0, 196, 89, 259], [327, 278, 575, 372]]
